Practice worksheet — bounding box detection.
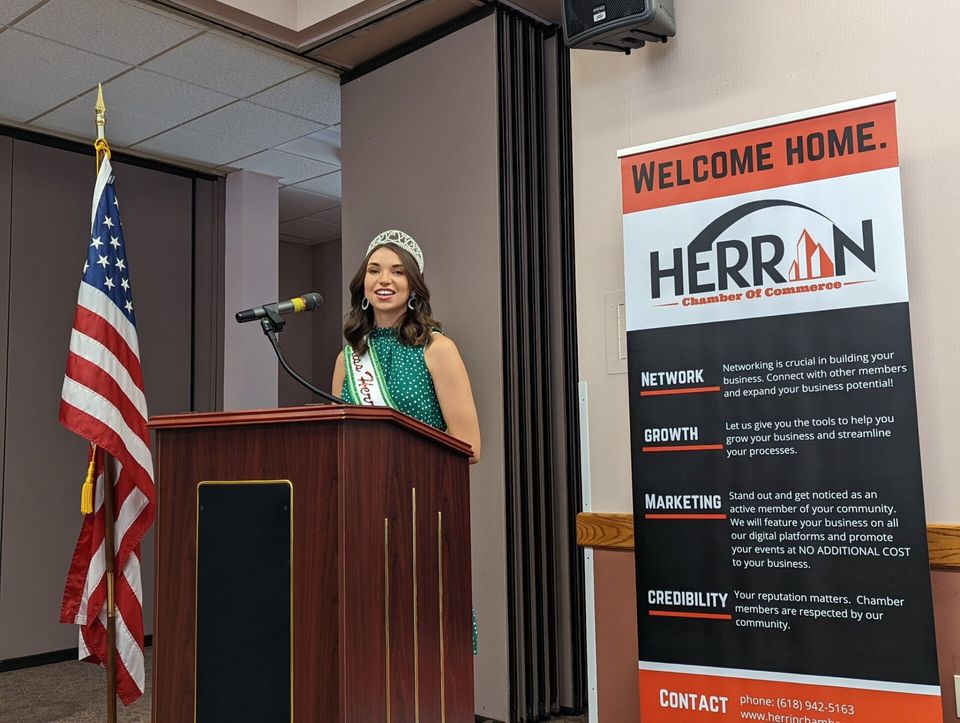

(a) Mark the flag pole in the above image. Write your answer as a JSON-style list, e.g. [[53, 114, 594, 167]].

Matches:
[[94, 83, 119, 723]]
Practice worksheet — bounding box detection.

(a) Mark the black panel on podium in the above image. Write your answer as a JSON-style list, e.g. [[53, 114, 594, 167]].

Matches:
[[196, 481, 292, 722]]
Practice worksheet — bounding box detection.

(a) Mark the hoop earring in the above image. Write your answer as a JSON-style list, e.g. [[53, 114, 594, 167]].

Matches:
[[407, 294, 417, 311], [361, 297, 370, 311]]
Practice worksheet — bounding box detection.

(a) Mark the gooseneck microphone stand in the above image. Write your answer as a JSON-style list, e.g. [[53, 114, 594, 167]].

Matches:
[[258, 304, 345, 404]]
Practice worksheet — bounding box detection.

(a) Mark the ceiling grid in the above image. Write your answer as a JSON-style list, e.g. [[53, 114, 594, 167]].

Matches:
[[0, 0, 344, 244], [0, 0, 561, 244]]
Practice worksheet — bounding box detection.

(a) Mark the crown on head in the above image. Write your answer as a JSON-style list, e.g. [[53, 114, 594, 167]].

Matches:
[[366, 229, 424, 272]]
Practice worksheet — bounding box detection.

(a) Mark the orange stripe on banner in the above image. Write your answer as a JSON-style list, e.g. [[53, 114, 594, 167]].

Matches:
[[640, 386, 721, 397], [621, 101, 899, 213], [642, 444, 723, 453], [649, 611, 732, 620], [644, 514, 728, 520], [639, 669, 941, 722]]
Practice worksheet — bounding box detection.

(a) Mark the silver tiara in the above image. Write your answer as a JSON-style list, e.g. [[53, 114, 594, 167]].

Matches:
[[366, 229, 424, 272]]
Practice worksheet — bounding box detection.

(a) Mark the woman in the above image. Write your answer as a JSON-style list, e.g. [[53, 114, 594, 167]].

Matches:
[[332, 229, 481, 463]]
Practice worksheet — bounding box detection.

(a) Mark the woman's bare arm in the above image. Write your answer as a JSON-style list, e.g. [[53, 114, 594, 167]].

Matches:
[[332, 352, 345, 396], [425, 335, 481, 463]]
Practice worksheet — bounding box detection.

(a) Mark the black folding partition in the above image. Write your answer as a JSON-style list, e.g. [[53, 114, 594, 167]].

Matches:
[[497, 9, 585, 720]]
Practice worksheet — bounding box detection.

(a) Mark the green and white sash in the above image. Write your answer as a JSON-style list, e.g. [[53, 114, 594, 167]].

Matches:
[[343, 341, 397, 409]]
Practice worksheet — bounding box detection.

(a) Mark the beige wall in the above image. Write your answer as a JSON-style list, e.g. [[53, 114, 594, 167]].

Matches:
[[571, 0, 960, 519], [571, 1, 960, 719], [340, 15, 508, 720]]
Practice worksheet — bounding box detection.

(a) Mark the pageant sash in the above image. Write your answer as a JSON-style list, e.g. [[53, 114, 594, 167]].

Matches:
[[343, 341, 397, 409]]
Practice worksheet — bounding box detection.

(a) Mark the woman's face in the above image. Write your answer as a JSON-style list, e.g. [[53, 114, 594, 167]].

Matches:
[[364, 246, 411, 324]]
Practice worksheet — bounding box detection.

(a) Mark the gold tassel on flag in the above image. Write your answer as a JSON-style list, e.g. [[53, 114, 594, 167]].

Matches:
[[80, 445, 97, 514]]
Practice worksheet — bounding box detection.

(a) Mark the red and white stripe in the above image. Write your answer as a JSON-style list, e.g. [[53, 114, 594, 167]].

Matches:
[[59, 158, 154, 706]]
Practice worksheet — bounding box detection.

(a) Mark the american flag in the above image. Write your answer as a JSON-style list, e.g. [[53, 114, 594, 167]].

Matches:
[[59, 156, 155, 705]]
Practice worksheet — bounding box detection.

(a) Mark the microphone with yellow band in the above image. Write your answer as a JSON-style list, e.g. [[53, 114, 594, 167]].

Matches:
[[235, 292, 323, 324]]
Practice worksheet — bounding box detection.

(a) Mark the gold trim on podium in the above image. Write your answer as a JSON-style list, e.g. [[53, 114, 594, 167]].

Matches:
[[412, 487, 420, 723], [438, 511, 446, 723], [384, 517, 391, 723]]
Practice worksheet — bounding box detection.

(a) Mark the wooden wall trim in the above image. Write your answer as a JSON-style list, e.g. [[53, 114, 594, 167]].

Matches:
[[928, 523, 960, 569], [575, 512, 635, 551], [576, 513, 960, 570]]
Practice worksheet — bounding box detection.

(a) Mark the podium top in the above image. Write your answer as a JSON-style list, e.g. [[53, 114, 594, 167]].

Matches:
[[148, 403, 473, 457]]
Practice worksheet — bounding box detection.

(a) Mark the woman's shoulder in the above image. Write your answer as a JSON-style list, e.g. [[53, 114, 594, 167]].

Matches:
[[427, 329, 454, 349], [424, 331, 461, 365]]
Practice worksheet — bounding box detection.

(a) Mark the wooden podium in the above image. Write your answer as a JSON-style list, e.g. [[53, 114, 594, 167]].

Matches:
[[147, 404, 474, 722]]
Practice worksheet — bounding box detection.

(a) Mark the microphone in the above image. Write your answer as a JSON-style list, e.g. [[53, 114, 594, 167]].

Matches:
[[235, 292, 323, 323]]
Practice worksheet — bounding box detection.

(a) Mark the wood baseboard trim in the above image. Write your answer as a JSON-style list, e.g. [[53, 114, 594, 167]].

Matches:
[[576, 512, 960, 570]]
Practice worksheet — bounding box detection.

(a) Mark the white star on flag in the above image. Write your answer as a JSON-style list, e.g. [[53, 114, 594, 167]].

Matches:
[[91, 236, 103, 249], [103, 216, 114, 228]]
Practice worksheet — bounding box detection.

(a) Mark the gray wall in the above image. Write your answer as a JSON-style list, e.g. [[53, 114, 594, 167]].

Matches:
[[341, 14, 508, 719], [0, 136, 213, 659], [223, 171, 279, 411], [278, 238, 342, 406], [278, 240, 315, 406], [311, 239, 343, 393]]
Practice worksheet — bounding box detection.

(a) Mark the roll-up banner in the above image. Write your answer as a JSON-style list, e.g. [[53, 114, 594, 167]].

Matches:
[[619, 94, 942, 722]]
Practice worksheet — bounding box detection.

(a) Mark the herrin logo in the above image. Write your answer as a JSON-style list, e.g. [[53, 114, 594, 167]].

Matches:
[[788, 230, 835, 282], [649, 200, 876, 299]]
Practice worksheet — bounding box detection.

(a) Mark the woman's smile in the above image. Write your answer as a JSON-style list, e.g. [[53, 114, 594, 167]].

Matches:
[[364, 246, 411, 326]]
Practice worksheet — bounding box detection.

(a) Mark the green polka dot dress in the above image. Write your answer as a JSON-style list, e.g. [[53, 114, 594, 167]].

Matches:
[[342, 327, 447, 431]]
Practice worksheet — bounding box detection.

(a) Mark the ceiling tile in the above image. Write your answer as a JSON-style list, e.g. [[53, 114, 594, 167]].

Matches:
[[310, 207, 341, 226], [34, 69, 234, 146], [133, 125, 262, 167], [222, 150, 338, 185], [248, 70, 340, 125], [274, 135, 341, 166], [144, 32, 308, 98], [16, 0, 200, 65], [0, 29, 128, 123], [279, 187, 339, 222], [0, 0, 42, 26], [182, 101, 322, 152], [290, 171, 341, 199], [279, 216, 340, 242]]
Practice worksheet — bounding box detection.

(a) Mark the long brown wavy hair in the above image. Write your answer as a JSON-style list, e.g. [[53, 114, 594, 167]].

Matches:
[[343, 245, 441, 355]]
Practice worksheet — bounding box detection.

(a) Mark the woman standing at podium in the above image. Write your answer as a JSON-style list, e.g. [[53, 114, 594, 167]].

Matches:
[[332, 229, 481, 464]]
